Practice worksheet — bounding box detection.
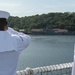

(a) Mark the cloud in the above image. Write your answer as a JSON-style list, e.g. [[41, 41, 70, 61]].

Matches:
[[0, 3, 20, 7], [0, 2, 21, 12], [0, 2, 22, 16], [0, 0, 75, 17]]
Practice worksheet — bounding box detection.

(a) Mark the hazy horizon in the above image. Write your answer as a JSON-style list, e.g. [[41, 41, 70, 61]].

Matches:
[[0, 0, 75, 17]]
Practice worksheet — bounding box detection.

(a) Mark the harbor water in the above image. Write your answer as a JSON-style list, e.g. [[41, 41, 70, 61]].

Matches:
[[17, 35, 75, 70]]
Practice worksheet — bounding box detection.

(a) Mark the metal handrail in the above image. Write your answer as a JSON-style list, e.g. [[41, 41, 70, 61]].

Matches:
[[16, 62, 73, 75]]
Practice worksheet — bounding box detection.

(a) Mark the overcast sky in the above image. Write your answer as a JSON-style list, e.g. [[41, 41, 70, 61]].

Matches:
[[0, 0, 75, 17]]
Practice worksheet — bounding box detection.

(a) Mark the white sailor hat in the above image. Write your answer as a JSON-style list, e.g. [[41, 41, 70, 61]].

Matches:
[[0, 10, 10, 19]]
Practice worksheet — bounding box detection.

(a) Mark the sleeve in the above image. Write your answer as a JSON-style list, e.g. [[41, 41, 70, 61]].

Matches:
[[7, 27, 31, 51]]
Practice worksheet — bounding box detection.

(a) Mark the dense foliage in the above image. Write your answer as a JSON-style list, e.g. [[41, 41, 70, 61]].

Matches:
[[8, 12, 75, 31]]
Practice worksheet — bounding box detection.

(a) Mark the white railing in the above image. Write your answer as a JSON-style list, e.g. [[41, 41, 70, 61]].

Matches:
[[16, 62, 73, 75]]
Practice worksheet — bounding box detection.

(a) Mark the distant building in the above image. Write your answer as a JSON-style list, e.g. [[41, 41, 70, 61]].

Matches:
[[19, 29, 25, 32], [43, 29, 55, 34], [30, 28, 69, 35], [52, 28, 68, 33], [31, 29, 43, 32], [30, 29, 44, 34]]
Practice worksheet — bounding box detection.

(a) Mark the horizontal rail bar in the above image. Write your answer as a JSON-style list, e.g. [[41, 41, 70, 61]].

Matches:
[[16, 62, 73, 75]]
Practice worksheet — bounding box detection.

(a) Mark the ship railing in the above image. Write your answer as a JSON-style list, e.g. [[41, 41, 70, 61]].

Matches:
[[16, 62, 73, 75]]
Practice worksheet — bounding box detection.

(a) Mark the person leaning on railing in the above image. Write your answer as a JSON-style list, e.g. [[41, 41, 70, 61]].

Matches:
[[0, 10, 31, 75]]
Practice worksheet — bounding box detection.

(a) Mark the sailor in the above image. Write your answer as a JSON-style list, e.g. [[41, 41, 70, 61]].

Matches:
[[0, 10, 31, 75]]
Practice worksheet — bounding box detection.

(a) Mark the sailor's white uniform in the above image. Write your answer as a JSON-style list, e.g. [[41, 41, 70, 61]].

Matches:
[[0, 27, 31, 75], [72, 45, 75, 75]]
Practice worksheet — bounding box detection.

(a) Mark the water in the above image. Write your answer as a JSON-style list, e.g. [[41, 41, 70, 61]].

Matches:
[[17, 35, 75, 70]]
